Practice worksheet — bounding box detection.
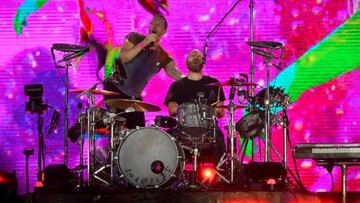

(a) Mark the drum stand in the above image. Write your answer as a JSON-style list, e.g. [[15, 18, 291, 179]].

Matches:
[[190, 146, 200, 186], [216, 82, 238, 184], [93, 111, 131, 186], [78, 112, 85, 187]]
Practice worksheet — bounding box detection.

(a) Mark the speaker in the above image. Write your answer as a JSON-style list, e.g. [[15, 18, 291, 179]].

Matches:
[[43, 164, 75, 191], [245, 162, 286, 191]]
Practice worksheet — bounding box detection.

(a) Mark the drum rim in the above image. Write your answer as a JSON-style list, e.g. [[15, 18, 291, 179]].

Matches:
[[116, 126, 184, 188]]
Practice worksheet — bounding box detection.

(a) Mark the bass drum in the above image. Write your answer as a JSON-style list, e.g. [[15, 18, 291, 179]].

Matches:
[[117, 127, 185, 189]]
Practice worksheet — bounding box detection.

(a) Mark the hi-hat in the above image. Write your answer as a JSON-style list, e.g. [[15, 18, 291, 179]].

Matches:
[[215, 104, 248, 110], [104, 99, 161, 112], [70, 88, 120, 96]]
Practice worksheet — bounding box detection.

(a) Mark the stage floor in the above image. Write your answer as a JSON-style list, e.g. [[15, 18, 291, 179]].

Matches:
[[13, 190, 360, 203]]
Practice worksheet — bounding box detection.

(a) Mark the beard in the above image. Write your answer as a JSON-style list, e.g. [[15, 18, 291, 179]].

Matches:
[[187, 62, 204, 73]]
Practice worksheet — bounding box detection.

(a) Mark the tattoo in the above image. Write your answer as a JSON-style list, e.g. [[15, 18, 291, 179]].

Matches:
[[166, 63, 182, 80]]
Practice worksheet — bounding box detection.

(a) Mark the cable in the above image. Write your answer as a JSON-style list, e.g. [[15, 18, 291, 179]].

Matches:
[[330, 171, 335, 192], [206, 0, 243, 39], [202, 0, 243, 63], [286, 120, 306, 191]]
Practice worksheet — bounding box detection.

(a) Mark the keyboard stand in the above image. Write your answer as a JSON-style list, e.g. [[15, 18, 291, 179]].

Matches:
[[317, 160, 360, 203]]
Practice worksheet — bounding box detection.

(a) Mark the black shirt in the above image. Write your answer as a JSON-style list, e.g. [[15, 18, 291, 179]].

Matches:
[[164, 76, 226, 106], [111, 32, 173, 97]]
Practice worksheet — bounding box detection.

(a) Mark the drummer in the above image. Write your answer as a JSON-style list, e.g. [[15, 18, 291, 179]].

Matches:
[[164, 49, 226, 162]]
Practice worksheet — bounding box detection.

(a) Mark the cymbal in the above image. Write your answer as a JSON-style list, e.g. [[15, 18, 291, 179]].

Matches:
[[104, 99, 161, 112], [207, 80, 258, 87], [69, 88, 120, 96], [247, 41, 283, 50], [215, 104, 248, 110]]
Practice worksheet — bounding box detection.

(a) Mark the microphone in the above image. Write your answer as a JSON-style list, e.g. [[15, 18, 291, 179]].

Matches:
[[47, 110, 60, 136], [77, 102, 83, 109], [196, 92, 205, 120], [196, 92, 205, 102], [148, 30, 157, 48]]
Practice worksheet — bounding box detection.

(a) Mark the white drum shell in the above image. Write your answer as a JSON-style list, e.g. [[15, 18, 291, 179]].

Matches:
[[117, 127, 184, 188]]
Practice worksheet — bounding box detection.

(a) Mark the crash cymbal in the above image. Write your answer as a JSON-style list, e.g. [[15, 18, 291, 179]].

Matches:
[[69, 88, 120, 96], [207, 79, 258, 87], [215, 104, 248, 110], [104, 99, 161, 112]]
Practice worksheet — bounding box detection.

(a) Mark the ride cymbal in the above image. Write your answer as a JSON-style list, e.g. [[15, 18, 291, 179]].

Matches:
[[69, 88, 120, 96], [104, 99, 161, 112]]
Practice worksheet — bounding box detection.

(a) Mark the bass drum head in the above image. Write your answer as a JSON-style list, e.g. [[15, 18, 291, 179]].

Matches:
[[117, 127, 184, 189]]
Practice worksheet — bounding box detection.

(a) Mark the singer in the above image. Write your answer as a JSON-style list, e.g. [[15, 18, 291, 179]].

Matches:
[[103, 14, 183, 129]]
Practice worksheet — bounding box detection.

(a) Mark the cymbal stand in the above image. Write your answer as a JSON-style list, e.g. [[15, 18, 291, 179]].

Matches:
[[85, 92, 96, 186], [264, 55, 273, 162], [93, 110, 133, 186], [107, 111, 129, 184], [216, 81, 237, 183], [190, 146, 200, 186], [78, 112, 85, 187]]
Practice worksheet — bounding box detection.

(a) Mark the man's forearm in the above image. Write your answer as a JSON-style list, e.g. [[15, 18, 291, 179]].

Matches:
[[165, 62, 184, 80], [119, 42, 145, 63]]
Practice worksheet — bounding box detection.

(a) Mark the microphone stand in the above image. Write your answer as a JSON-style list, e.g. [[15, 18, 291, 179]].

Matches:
[[51, 45, 89, 167], [264, 55, 273, 162], [250, 0, 256, 162]]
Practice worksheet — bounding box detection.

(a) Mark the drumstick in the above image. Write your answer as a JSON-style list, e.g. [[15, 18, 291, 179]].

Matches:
[[211, 86, 221, 106]]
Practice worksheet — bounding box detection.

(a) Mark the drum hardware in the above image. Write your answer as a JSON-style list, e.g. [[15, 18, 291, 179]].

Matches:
[[248, 43, 284, 162], [107, 111, 132, 185], [85, 110, 132, 187], [154, 115, 177, 129], [23, 148, 34, 195], [78, 110, 85, 187], [189, 147, 200, 186], [206, 79, 258, 87], [51, 44, 90, 166], [215, 78, 239, 184]]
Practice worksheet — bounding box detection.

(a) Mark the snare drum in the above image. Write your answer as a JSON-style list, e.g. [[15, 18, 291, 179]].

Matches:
[[117, 127, 185, 189], [176, 101, 215, 129]]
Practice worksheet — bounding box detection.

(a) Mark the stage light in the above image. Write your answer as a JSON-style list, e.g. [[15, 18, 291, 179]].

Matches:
[[34, 181, 44, 188], [200, 166, 217, 183]]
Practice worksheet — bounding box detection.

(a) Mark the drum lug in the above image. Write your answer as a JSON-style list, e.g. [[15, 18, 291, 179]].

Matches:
[[154, 185, 159, 188]]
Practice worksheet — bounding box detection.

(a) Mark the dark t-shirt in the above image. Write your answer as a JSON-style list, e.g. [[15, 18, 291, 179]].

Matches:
[[164, 76, 226, 106], [110, 32, 173, 97]]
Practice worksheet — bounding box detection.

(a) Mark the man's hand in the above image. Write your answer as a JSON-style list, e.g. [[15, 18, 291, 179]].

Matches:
[[214, 101, 225, 118], [144, 33, 159, 46], [167, 101, 178, 116]]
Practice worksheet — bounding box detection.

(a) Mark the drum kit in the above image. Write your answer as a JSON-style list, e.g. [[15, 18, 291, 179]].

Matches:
[[65, 71, 290, 191]]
